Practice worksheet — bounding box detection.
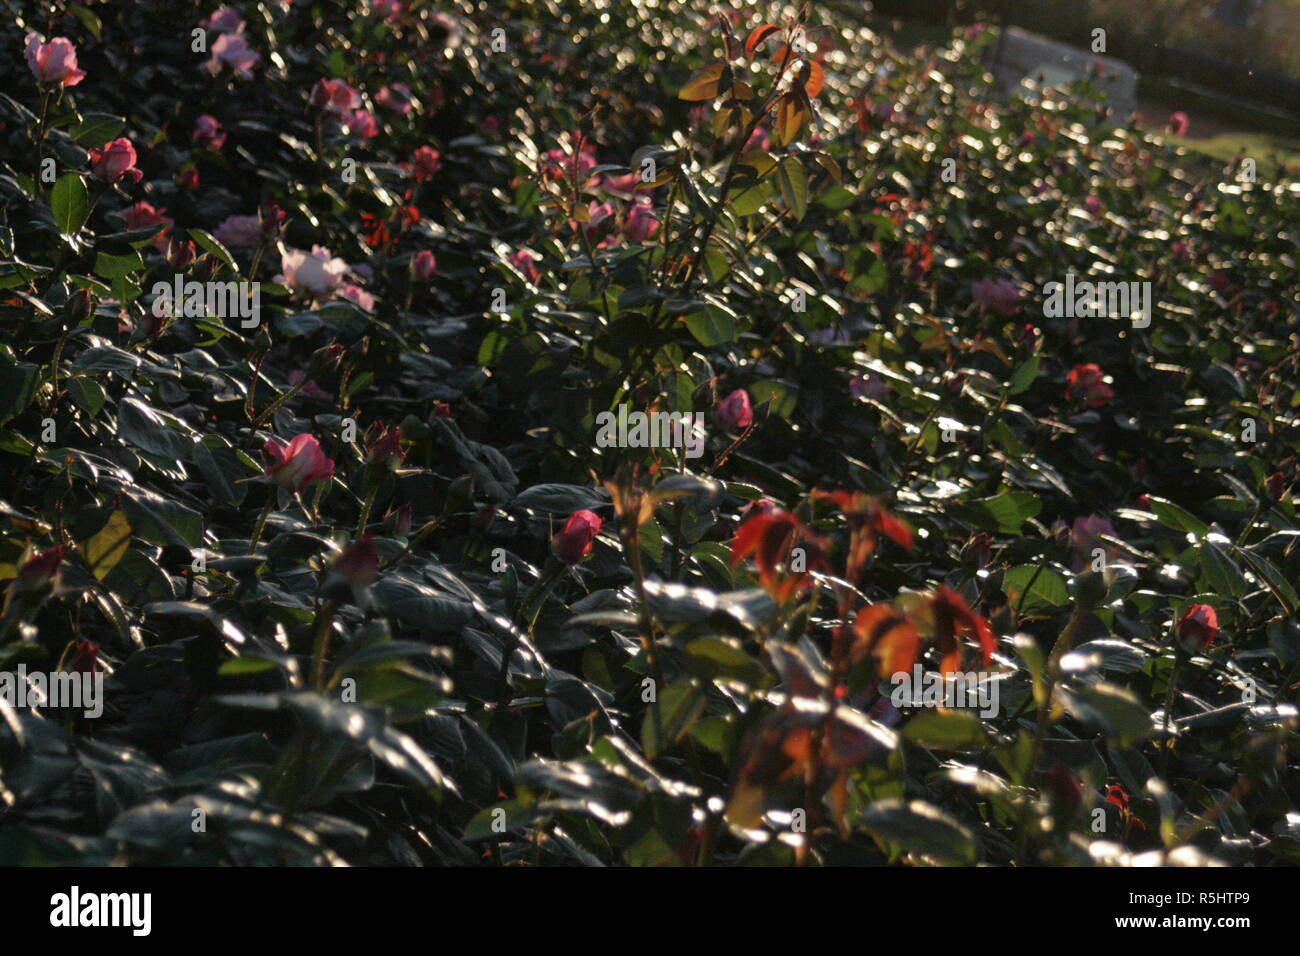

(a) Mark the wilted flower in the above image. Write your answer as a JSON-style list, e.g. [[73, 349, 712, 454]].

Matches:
[[24, 34, 85, 87], [1065, 363, 1114, 408], [714, 389, 752, 431], [1177, 604, 1219, 654], [262, 433, 335, 493], [88, 138, 143, 185], [553, 509, 602, 564]]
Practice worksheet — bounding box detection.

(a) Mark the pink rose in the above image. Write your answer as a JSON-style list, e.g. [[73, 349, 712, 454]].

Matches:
[[347, 109, 378, 139], [374, 83, 414, 115], [25, 34, 86, 87], [714, 389, 753, 431], [624, 201, 660, 244], [213, 214, 262, 249], [412, 250, 437, 281], [339, 283, 376, 312], [1177, 604, 1219, 654], [203, 6, 246, 34], [192, 114, 227, 150], [311, 78, 361, 113], [1065, 363, 1114, 408], [553, 510, 602, 564], [262, 433, 335, 493], [411, 146, 441, 181], [205, 31, 260, 77], [1167, 111, 1189, 137], [509, 249, 539, 283], [88, 138, 143, 185]]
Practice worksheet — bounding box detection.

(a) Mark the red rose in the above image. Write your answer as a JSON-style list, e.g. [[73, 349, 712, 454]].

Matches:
[[553, 509, 602, 564]]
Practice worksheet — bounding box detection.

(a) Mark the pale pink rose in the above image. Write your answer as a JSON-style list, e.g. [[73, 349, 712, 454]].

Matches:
[[602, 172, 652, 200], [203, 6, 245, 34], [277, 245, 348, 296], [25, 33, 86, 87], [213, 215, 262, 249], [205, 32, 260, 77]]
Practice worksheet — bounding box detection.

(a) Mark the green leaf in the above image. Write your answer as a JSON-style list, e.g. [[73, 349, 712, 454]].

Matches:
[[682, 305, 736, 347], [1061, 682, 1153, 744], [93, 250, 143, 279], [1146, 495, 1208, 538], [1004, 564, 1070, 615], [0, 360, 40, 425], [955, 492, 1041, 534], [902, 710, 989, 749], [641, 680, 706, 758], [684, 636, 771, 689], [189, 229, 238, 274], [73, 112, 124, 148], [82, 510, 132, 580], [51, 174, 89, 236], [775, 156, 808, 223], [862, 799, 977, 864], [1007, 356, 1039, 394]]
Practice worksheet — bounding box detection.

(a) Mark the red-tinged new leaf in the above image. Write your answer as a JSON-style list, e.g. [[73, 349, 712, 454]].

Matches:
[[679, 62, 726, 101], [802, 60, 825, 98], [745, 23, 781, 58]]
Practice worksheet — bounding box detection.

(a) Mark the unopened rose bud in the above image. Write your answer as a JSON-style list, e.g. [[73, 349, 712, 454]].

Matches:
[[387, 502, 413, 536], [64, 287, 95, 324], [553, 509, 602, 564], [9, 545, 64, 597], [68, 639, 100, 674], [365, 424, 404, 468], [1177, 604, 1219, 655], [1265, 471, 1287, 502]]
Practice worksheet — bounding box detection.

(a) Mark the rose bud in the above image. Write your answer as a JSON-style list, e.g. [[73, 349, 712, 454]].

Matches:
[[307, 343, 346, 376], [1265, 471, 1287, 502], [10, 545, 65, 596], [178, 167, 200, 190], [412, 250, 437, 281], [259, 202, 287, 238], [68, 640, 100, 674], [1177, 604, 1219, 655], [262, 433, 335, 493], [88, 138, 144, 185], [365, 424, 405, 468], [714, 388, 752, 432], [63, 287, 95, 324], [553, 509, 602, 564], [432, 402, 453, 420]]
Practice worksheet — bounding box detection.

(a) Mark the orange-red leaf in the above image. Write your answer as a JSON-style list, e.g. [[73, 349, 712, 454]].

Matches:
[[745, 23, 781, 58], [802, 60, 825, 98], [679, 62, 726, 101]]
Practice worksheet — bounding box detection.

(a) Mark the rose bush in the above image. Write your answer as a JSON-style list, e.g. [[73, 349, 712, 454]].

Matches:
[[0, 0, 1296, 867]]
